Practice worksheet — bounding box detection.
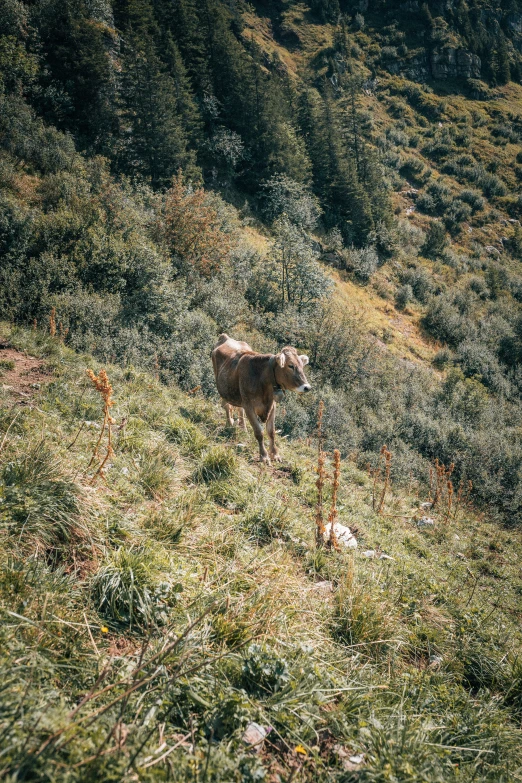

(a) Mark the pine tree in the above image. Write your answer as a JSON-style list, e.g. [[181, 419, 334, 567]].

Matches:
[[118, 35, 199, 186]]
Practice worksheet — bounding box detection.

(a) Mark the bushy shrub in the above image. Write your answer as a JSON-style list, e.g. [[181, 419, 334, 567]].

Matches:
[[395, 284, 413, 309], [422, 295, 475, 346], [421, 221, 447, 259], [399, 267, 435, 303], [458, 189, 485, 213], [348, 246, 379, 282]]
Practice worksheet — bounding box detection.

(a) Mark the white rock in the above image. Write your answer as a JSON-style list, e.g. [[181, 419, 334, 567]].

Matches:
[[363, 549, 376, 558], [379, 553, 395, 561], [420, 501, 433, 510], [323, 522, 358, 548], [349, 754, 365, 764], [311, 580, 334, 592], [242, 722, 267, 749], [417, 516, 434, 526], [121, 467, 129, 475]]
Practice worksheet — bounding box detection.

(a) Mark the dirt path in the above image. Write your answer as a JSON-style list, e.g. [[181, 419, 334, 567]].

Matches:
[[0, 343, 53, 399]]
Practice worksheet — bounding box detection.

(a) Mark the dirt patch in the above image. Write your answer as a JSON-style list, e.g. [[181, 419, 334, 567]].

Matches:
[[0, 343, 53, 399]]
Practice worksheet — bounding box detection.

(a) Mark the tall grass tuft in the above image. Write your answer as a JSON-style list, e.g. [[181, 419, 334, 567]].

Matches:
[[194, 445, 237, 483], [0, 442, 85, 556], [91, 546, 176, 629]]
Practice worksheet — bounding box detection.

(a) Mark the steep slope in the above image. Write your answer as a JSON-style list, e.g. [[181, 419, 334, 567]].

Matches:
[[1, 324, 522, 781]]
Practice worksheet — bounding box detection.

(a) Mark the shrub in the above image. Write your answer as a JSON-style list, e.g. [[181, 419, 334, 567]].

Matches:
[[395, 284, 413, 309], [422, 295, 474, 346], [348, 246, 379, 282], [458, 189, 485, 213], [259, 174, 321, 230], [399, 267, 434, 303], [194, 446, 237, 483], [421, 221, 447, 259], [444, 200, 472, 234]]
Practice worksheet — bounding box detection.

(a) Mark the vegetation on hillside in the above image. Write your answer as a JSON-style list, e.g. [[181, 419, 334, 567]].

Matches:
[[0, 325, 521, 782], [2, 1, 522, 776]]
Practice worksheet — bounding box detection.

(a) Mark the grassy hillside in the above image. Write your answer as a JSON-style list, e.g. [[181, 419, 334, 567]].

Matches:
[[1, 324, 522, 781]]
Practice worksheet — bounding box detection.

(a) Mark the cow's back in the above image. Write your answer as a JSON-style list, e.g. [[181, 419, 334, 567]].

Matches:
[[212, 334, 253, 405]]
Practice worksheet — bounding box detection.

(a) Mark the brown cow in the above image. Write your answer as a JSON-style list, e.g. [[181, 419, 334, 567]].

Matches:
[[212, 333, 311, 464]]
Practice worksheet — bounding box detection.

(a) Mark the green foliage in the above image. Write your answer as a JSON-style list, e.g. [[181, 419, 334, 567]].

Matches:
[[421, 221, 447, 259], [194, 445, 237, 483], [0, 443, 85, 555], [91, 546, 180, 629]]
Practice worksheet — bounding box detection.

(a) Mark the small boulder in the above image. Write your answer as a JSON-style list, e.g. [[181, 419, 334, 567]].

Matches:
[[242, 722, 268, 750], [323, 522, 357, 548]]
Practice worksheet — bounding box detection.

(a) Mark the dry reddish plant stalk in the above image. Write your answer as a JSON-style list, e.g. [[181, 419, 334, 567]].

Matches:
[[49, 307, 57, 337], [430, 458, 454, 512], [370, 445, 392, 513], [86, 368, 116, 483], [376, 445, 392, 514], [327, 449, 341, 551], [315, 401, 326, 548]]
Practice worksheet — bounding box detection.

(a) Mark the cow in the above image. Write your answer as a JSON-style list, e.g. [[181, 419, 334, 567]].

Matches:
[[212, 333, 311, 464]]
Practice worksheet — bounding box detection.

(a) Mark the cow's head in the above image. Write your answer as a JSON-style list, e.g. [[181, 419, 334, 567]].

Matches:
[[275, 347, 311, 393]]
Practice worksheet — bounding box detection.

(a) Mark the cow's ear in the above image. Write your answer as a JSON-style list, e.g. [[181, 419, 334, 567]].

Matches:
[[299, 354, 309, 366], [277, 352, 286, 368]]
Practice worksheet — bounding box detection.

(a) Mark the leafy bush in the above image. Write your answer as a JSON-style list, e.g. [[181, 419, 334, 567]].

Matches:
[[395, 283, 413, 309], [348, 246, 379, 282], [399, 267, 434, 303], [421, 221, 447, 259]]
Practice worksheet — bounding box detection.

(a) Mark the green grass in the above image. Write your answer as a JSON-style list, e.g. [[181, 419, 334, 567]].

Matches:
[[0, 323, 521, 781]]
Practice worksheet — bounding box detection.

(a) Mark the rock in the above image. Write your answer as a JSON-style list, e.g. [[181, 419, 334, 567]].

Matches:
[[323, 522, 358, 548], [420, 501, 433, 510], [417, 516, 434, 527], [485, 245, 501, 256], [333, 745, 365, 771], [363, 549, 376, 558], [311, 580, 334, 593], [379, 553, 395, 561], [431, 47, 481, 80], [429, 654, 443, 669], [242, 722, 268, 749]]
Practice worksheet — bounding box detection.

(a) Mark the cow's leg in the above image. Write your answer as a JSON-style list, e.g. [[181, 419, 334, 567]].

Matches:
[[267, 404, 282, 462], [238, 407, 247, 431], [221, 399, 234, 427], [243, 405, 270, 464]]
